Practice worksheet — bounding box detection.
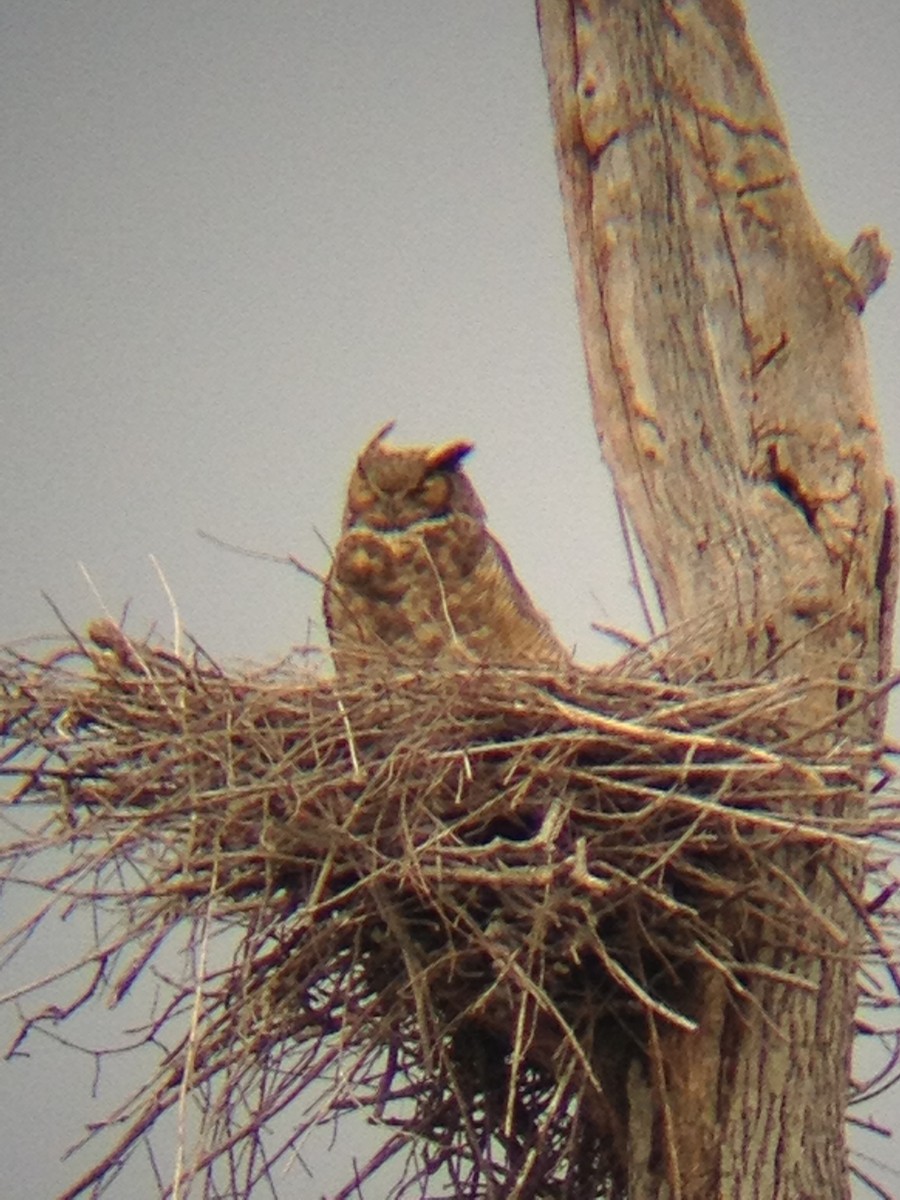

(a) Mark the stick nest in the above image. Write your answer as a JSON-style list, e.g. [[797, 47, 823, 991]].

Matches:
[[0, 619, 894, 1199]]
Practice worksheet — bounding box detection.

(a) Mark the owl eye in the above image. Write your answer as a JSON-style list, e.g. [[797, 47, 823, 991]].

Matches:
[[348, 473, 377, 514], [419, 472, 452, 512]]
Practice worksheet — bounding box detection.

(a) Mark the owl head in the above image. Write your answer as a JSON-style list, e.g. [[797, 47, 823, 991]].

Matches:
[[342, 422, 485, 532]]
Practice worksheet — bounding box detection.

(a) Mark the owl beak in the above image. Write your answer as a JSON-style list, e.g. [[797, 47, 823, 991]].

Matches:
[[426, 441, 474, 472]]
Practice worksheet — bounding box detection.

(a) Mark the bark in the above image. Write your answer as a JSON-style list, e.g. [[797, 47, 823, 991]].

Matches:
[[535, 2, 895, 1197]]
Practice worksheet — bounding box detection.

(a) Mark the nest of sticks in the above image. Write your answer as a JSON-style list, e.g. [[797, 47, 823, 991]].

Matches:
[[0, 618, 897, 1199]]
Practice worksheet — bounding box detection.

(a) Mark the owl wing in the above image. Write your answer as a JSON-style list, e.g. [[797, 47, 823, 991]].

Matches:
[[447, 529, 571, 668]]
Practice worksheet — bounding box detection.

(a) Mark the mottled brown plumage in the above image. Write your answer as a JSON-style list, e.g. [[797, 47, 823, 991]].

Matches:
[[324, 424, 570, 674]]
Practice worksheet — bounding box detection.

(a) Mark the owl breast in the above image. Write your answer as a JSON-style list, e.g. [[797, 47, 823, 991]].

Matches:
[[324, 427, 570, 674]]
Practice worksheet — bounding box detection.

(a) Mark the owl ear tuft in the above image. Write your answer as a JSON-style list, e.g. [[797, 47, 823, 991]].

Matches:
[[427, 441, 474, 473], [360, 420, 396, 458]]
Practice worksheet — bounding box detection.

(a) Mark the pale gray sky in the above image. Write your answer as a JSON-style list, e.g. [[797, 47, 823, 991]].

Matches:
[[1, 2, 899, 1196]]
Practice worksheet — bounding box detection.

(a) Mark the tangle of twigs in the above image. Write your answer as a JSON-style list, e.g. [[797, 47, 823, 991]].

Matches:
[[1, 619, 898, 1198]]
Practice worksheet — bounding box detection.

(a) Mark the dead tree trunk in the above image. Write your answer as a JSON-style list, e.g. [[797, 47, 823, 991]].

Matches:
[[536, 2, 895, 1197]]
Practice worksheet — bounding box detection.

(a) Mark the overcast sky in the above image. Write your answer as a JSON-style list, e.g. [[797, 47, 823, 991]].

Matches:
[[2, 2, 899, 1196]]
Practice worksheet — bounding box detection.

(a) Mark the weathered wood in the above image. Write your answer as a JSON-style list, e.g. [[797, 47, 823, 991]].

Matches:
[[535, 1, 895, 1196], [536, 0, 893, 697]]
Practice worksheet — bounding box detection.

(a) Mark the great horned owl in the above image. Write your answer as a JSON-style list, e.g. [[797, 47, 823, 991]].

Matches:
[[323, 424, 570, 674]]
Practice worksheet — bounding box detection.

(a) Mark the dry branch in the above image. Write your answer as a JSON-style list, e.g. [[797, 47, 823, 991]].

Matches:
[[534, 3, 895, 1193], [2, 622, 898, 1198]]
